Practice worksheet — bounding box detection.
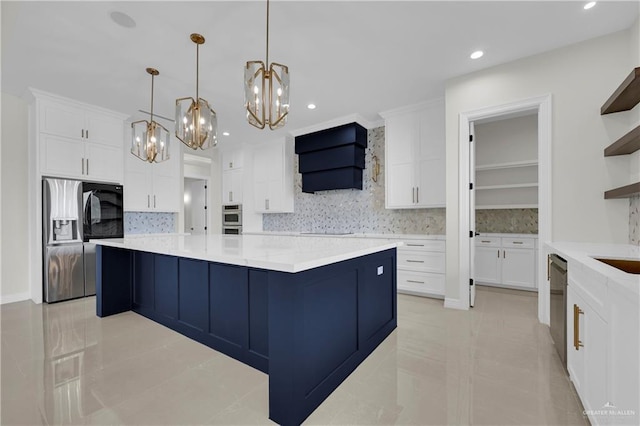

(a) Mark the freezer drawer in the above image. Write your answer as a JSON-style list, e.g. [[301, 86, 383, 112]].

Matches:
[[44, 244, 84, 302]]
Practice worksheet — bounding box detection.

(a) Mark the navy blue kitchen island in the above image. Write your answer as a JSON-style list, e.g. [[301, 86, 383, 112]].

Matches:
[[93, 234, 398, 425]]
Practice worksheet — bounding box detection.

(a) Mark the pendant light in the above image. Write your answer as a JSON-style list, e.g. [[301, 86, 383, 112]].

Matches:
[[244, 0, 290, 130], [176, 33, 218, 150], [131, 68, 171, 163]]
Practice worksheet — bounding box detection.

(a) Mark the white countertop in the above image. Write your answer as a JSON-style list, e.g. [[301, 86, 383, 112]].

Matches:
[[546, 242, 640, 297], [91, 234, 400, 273], [243, 231, 445, 241]]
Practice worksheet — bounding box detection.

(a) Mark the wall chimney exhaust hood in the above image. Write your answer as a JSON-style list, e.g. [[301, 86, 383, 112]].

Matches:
[[294, 123, 367, 193]]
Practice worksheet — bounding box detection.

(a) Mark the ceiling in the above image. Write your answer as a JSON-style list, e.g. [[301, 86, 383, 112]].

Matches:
[[2, 1, 638, 154]]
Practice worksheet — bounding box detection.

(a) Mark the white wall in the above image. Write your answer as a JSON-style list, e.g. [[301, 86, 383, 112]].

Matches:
[[475, 115, 538, 166], [445, 28, 634, 303], [1, 92, 30, 303]]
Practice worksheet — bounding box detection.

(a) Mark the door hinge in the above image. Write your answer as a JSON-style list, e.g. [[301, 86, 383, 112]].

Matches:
[[469, 134, 474, 142], [470, 279, 474, 286], [469, 183, 473, 190], [204, 206, 207, 210], [469, 230, 474, 238], [204, 226, 207, 230]]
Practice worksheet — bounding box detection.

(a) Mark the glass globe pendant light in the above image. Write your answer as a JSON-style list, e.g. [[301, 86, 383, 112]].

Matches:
[[176, 33, 218, 150], [131, 68, 171, 163], [244, 0, 290, 130]]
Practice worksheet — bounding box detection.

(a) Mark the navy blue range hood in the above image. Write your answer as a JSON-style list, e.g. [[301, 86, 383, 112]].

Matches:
[[294, 123, 367, 193]]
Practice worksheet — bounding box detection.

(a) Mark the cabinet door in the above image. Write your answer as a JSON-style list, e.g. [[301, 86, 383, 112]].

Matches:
[[85, 111, 124, 148], [153, 171, 180, 212], [39, 100, 85, 139], [415, 158, 445, 207], [222, 168, 243, 205], [385, 112, 418, 209], [85, 143, 124, 183], [501, 248, 535, 288], [415, 100, 445, 207], [474, 246, 501, 284], [124, 153, 152, 212], [567, 286, 608, 424], [252, 140, 292, 213], [222, 149, 244, 171], [40, 134, 84, 178]]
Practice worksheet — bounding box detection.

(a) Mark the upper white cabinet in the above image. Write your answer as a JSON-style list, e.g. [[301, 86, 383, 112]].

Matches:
[[252, 137, 294, 213], [33, 91, 126, 183], [221, 149, 244, 205], [123, 132, 180, 212], [381, 99, 445, 209]]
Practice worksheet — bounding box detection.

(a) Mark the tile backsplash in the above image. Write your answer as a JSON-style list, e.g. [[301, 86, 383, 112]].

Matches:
[[263, 126, 446, 235], [125, 212, 176, 234], [476, 209, 538, 234], [631, 195, 639, 246]]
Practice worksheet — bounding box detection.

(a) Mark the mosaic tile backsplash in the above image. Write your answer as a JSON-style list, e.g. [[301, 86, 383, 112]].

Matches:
[[631, 195, 640, 246], [125, 212, 176, 234], [263, 127, 446, 235], [476, 209, 538, 234]]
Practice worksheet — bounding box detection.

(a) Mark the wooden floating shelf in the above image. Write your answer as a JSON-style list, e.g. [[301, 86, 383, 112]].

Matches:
[[604, 124, 640, 156], [604, 182, 640, 199], [601, 67, 640, 115]]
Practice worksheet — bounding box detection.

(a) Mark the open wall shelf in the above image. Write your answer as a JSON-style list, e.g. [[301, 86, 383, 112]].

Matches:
[[601, 67, 640, 115], [604, 124, 640, 156], [604, 182, 640, 199]]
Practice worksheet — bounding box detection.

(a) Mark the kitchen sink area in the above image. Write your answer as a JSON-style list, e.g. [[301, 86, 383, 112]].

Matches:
[[594, 257, 640, 274]]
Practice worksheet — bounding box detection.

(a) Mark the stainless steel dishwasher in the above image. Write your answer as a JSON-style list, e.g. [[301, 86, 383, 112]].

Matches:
[[549, 254, 568, 368]]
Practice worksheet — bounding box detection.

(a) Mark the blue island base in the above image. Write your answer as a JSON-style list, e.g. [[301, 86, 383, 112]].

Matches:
[[96, 246, 397, 425]]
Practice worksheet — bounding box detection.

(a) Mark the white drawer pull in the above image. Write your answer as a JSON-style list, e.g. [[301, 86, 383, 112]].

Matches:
[[481, 240, 491, 243], [406, 243, 425, 247], [407, 280, 425, 284], [406, 260, 424, 263], [512, 241, 523, 245]]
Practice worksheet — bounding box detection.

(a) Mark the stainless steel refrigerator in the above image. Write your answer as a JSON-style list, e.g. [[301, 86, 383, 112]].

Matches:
[[43, 178, 123, 303]]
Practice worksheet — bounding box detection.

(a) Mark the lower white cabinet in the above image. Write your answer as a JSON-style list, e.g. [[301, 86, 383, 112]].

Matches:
[[396, 238, 445, 298], [475, 234, 537, 290]]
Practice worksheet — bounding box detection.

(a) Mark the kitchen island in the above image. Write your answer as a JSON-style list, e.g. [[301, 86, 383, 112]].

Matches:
[[92, 234, 399, 426]]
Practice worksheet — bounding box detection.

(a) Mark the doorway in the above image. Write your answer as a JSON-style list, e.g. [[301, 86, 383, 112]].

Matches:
[[184, 178, 208, 235], [458, 94, 552, 324]]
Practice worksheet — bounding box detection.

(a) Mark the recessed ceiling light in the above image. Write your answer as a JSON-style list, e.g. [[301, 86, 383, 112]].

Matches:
[[470, 50, 484, 60], [222, 132, 230, 136], [584, 2, 596, 10], [307, 104, 317, 110], [110, 11, 136, 28]]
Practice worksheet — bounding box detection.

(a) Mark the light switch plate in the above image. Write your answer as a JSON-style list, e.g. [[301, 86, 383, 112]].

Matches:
[[377, 266, 383, 275]]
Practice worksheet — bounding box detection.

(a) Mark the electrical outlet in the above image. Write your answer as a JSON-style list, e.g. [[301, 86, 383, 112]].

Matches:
[[377, 266, 383, 275]]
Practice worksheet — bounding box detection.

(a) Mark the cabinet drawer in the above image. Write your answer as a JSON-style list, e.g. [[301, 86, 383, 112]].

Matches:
[[475, 237, 500, 247], [502, 237, 535, 249], [397, 250, 444, 273], [398, 270, 444, 296], [399, 239, 444, 252]]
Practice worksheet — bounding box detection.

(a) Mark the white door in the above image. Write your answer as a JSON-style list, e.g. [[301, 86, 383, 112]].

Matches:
[[189, 179, 207, 235], [469, 122, 476, 307]]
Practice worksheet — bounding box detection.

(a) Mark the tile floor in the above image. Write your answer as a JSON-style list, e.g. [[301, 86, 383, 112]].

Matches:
[[1, 286, 588, 425]]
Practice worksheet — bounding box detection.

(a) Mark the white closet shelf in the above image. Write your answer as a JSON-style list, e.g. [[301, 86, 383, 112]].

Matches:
[[476, 204, 538, 210], [475, 160, 538, 171], [476, 183, 538, 190]]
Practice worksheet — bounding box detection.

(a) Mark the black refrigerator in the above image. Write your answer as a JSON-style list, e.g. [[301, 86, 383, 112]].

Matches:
[[42, 178, 123, 303]]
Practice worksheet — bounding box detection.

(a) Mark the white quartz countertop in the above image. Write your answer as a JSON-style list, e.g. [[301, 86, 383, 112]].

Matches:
[[243, 231, 445, 241], [546, 241, 640, 297], [91, 234, 401, 273]]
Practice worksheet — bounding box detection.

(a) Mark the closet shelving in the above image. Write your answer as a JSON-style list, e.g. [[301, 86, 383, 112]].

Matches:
[[602, 67, 640, 199], [475, 160, 538, 209]]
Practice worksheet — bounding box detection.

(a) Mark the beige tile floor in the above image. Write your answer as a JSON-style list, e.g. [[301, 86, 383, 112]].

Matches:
[[1, 286, 588, 425]]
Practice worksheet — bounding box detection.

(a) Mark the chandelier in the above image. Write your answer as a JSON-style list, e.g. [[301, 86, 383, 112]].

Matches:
[[131, 68, 170, 163], [244, 0, 290, 130], [176, 33, 218, 149]]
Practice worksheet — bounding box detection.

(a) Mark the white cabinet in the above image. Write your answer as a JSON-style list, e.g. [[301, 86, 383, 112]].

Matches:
[[252, 138, 294, 213], [381, 99, 445, 209], [123, 139, 180, 212], [221, 149, 244, 205], [35, 93, 126, 183], [396, 238, 445, 298], [567, 281, 608, 425], [475, 234, 537, 290]]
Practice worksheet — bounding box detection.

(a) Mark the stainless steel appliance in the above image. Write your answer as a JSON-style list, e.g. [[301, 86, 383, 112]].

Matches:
[[549, 253, 568, 368], [43, 178, 123, 302], [222, 204, 242, 234]]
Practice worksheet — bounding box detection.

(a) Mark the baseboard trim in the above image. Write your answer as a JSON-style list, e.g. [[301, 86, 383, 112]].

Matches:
[[444, 297, 469, 310], [0, 292, 31, 305]]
